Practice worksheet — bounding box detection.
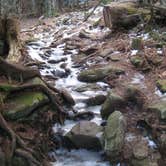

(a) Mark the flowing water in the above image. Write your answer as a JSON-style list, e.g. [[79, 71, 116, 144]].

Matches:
[[27, 7, 155, 166], [27, 7, 112, 166]]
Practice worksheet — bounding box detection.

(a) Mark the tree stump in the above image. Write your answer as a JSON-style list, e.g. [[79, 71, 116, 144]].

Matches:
[[0, 16, 21, 62], [103, 2, 141, 30]]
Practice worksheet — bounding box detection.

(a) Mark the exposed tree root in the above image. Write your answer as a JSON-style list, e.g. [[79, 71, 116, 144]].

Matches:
[[0, 57, 41, 82], [4, 83, 68, 124], [15, 149, 40, 166], [0, 113, 42, 166]]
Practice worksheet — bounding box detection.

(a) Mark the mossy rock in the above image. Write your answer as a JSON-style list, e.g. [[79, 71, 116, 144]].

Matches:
[[74, 84, 102, 92], [104, 111, 126, 162], [100, 92, 125, 119], [148, 101, 166, 120], [130, 56, 150, 71], [77, 66, 124, 82], [131, 158, 149, 166], [156, 79, 166, 93], [130, 56, 144, 67], [3, 91, 48, 120], [150, 56, 163, 66], [130, 56, 144, 68], [124, 85, 146, 109], [85, 94, 106, 106], [131, 38, 143, 50]]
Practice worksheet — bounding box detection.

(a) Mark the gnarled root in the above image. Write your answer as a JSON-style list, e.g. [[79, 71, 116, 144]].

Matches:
[[5, 83, 67, 124], [0, 113, 41, 166]]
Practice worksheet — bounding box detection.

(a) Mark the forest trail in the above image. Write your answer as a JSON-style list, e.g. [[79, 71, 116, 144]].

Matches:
[[21, 2, 166, 166]]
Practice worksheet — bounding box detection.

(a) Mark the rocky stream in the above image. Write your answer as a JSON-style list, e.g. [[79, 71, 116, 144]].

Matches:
[[21, 2, 166, 166]]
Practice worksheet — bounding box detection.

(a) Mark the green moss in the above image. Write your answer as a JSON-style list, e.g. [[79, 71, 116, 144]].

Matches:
[[156, 79, 166, 93], [130, 56, 143, 67], [148, 101, 166, 120], [131, 38, 143, 50], [78, 67, 124, 82], [0, 84, 15, 92], [131, 158, 149, 166], [104, 111, 126, 162], [3, 91, 48, 120], [101, 92, 125, 119]]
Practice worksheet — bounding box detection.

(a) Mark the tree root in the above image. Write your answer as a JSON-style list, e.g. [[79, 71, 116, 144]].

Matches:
[[5, 83, 68, 124], [15, 149, 40, 166], [0, 113, 16, 163], [0, 113, 42, 166], [0, 57, 41, 82]]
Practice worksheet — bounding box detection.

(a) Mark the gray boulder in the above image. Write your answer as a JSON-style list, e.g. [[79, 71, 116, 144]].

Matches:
[[104, 111, 126, 162], [65, 121, 102, 151], [100, 92, 125, 119]]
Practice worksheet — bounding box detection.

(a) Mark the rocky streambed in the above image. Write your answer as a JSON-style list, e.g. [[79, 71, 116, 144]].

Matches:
[[23, 3, 166, 166]]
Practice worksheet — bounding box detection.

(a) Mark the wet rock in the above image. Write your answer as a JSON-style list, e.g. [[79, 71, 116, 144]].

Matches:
[[3, 91, 48, 120], [60, 63, 67, 69], [48, 57, 67, 64], [131, 38, 144, 50], [148, 101, 166, 120], [156, 79, 166, 93], [100, 92, 125, 119], [61, 88, 75, 105], [77, 66, 124, 82], [68, 111, 94, 121], [51, 70, 69, 78], [85, 94, 106, 106], [74, 84, 103, 92], [65, 121, 102, 150], [104, 111, 126, 162], [130, 54, 151, 71]]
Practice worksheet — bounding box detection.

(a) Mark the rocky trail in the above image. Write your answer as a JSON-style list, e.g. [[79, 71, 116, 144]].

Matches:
[[21, 2, 166, 165], [0, 1, 166, 166]]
